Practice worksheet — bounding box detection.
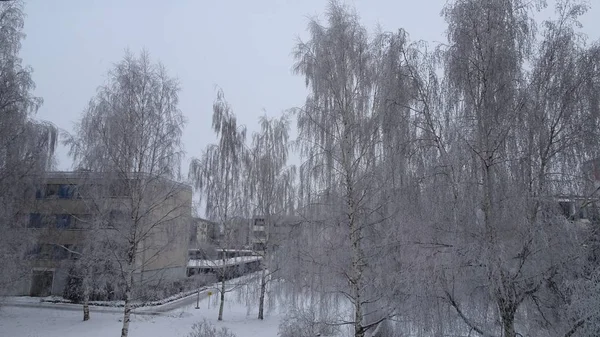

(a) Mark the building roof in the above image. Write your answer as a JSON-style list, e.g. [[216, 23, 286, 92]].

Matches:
[[187, 256, 262, 268], [40, 171, 192, 191]]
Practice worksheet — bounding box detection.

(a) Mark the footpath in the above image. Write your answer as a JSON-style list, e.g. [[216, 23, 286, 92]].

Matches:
[[0, 288, 216, 316]]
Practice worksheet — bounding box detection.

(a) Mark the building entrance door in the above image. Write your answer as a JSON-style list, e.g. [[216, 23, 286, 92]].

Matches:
[[30, 270, 53, 297]]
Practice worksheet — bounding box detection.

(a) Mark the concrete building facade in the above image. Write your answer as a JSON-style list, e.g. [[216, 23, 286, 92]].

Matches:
[[248, 215, 301, 252], [17, 171, 192, 297], [189, 217, 218, 247]]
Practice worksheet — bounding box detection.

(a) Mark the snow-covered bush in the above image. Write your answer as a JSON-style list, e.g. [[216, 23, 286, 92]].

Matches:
[[63, 265, 124, 302], [367, 319, 395, 337], [187, 319, 237, 337], [138, 274, 214, 302], [278, 307, 340, 337], [565, 266, 600, 336]]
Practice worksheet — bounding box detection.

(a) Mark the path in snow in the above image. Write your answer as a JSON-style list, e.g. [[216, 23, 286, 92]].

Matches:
[[0, 284, 283, 337]]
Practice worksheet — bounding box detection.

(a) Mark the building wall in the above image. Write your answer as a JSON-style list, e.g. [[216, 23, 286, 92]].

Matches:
[[17, 172, 193, 297], [136, 181, 192, 282], [22, 175, 93, 296], [248, 215, 301, 251], [190, 217, 218, 246]]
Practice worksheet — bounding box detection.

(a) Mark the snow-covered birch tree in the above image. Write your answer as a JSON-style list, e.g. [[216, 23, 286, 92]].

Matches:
[[439, 1, 546, 335], [292, 2, 414, 335], [65, 50, 188, 337], [435, 1, 600, 336], [57, 179, 125, 322], [0, 0, 57, 294], [246, 114, 296, 320], [524, 3, 600, 335], [189, 89, 249, 321]]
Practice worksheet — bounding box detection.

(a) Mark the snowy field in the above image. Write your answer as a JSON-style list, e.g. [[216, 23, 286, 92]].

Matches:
[[0, 283, 282, 337]]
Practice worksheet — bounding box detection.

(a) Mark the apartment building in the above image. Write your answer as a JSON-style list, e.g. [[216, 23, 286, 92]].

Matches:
[[189, 217, 218, 246], [17, 171, 192, 297], [249, 215, 301, 251]]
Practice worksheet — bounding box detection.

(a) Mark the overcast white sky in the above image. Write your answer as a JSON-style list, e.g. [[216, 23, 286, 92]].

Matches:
[[19, 0, 600, 172]]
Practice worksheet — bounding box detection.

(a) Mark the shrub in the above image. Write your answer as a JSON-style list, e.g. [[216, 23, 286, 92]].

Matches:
[[63, 272, 123, 303], [63, 273, 82, 303], [187, 319, 237, 337], [137, 274, 216, 302], [278, 307, 340, 337]]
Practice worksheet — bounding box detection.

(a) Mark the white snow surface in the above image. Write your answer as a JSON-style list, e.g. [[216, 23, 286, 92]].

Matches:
[[0, 284, 282, 337]]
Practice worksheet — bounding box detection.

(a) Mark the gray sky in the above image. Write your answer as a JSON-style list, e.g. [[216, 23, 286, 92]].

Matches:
[[20, 0, 600, 172]]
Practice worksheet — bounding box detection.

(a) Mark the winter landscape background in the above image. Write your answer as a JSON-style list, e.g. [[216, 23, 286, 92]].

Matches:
[[2, 0, 600, 337]]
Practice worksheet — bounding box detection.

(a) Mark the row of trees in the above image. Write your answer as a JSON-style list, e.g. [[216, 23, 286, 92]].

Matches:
[[188, 89, 296, 321], [1, 3, 190, 337], [186, 1, 600, 336], [3, 0, 600, 336], [272, 0, 600, 337], [0, 0, 57, 293]]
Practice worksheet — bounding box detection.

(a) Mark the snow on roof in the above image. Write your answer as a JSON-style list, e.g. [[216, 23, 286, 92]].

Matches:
[[187, 256, 262, 268], [187, 249, 255, 253]]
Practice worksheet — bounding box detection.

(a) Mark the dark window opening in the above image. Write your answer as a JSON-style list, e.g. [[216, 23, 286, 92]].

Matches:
[[41, 184, 79, 199], [109, 182, 130, 197], [29, 243, 72, 260], [108, 210, 127, 228], [28, 213, 43, 228], [559, 202, 574, 220], [72, 214, 92, 229], [56, 214, 72, 229], [30, 270, 53, 297]]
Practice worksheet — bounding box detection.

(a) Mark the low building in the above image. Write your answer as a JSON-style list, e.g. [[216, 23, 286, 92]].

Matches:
[[248, 215, 302, 251], [14, 171, 192, 297], [189, 217, 218, 246], [583, 157, 600, 191], [556, 195, 600, 224]]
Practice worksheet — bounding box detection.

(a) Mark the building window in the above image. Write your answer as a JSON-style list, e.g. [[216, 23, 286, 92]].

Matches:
[[108, 210, 127, 228], [41, 184, 78, 199], [29, 244, 72, 260], [69, 245, 82, 260], [56, 214, 72, 229], [36, 244, 53, 260], [109, 183, 130, 197], [28, 213, 43, 228], [58, 184, 77, 199], [72, 214, 92, 229], [559, 201, 575, 220], [27, 244, 41, 258], [588, 205, 600, 222], [44, 184, 60, 198], [53, 245, 70, 260]]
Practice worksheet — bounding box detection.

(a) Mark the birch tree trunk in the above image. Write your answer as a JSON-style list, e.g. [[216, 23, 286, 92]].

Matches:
[[121, 238, 137, 337], [350, 217, 365, 337], [120, 265, 134, 337], [291, 3, 390, 335], [189, 90, 249, 322], [499, 304, 516, 337], [258, 267, 267, 320], [82, 282, 90, 321], [218, 268, 226, 321]]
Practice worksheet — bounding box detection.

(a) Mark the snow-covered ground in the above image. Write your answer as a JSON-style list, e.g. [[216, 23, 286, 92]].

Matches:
[[0, 283, 282, 337]]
